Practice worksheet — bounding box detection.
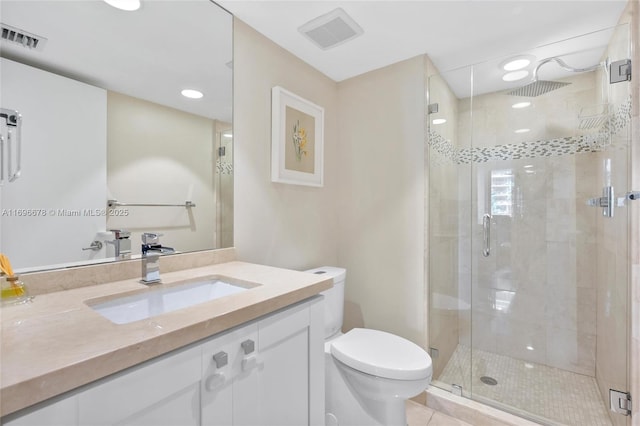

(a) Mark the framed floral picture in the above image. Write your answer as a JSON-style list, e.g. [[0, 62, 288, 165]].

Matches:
[[271, 86, 324, 187]]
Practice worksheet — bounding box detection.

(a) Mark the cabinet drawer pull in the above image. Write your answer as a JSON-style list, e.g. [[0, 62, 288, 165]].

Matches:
[[241, 339, 255, 355], [212, 351, 228, 368]]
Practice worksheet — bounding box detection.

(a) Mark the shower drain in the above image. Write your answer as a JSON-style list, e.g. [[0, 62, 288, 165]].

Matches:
[[480, 376, 498, 386]]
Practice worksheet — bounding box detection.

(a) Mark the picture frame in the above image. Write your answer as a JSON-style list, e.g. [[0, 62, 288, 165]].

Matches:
[[271, 86, 324, 187]]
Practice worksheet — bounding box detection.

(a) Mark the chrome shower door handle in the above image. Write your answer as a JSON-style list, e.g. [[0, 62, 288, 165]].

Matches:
[[1, 109, 22, 183], [7, 126, 21, 183], [482, 214, 491, 257], [0, 134, 4, 184]]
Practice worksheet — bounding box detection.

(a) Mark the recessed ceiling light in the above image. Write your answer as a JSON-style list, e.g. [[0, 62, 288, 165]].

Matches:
[[181, 89, 203, 99], [503, 59, 530, 71], [499, 55, 535, 71], [515, 128, 530, 134], [503, 70, 529, 82], [512, 102, 531, 109], [222, 132, 233, 138], [103, 0, 141, 11], [432, 118, 447, 125], [526, 345, 535, 351]]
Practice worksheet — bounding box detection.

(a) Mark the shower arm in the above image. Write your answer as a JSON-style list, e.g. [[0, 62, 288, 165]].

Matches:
[[532, 57, 604, 81]]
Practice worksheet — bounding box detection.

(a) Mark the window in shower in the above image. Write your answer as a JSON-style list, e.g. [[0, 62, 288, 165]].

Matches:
[[490, 169, 514, 217]]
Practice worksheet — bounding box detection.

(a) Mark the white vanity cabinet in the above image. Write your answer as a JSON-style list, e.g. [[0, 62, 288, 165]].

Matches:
[[3, 296, 324, 426], [78, 346, 202, 425], [201, 322, 260, 426], [202, 297, 324, 426]]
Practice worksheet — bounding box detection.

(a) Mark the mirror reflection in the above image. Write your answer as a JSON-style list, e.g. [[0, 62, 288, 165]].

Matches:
[[0, 0, 233, 272]]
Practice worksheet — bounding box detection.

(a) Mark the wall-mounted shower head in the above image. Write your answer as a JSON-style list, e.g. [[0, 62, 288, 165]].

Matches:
[[507, 56, 604, 97], [508, 80, 571, 97]]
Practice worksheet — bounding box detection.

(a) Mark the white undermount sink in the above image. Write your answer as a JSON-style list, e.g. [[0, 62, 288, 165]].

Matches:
[[89, 279, 249, 324]]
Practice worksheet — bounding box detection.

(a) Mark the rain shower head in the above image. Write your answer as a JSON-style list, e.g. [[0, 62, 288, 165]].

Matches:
[[507, 56, 603, 97], [507, 80, 571, 97]]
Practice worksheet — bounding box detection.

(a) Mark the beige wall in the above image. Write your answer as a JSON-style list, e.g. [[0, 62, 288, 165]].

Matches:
[[234, 19, 427, 347], [233, 19, 339, 271], [107, 91, 216, 254], [336, 56, 427, 346]]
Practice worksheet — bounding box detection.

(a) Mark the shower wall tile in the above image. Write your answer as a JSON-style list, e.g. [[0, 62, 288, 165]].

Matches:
[[495, 320, 547, 365], [592, 12, 633, 420], [545, 327, 596, 376], [445, 78, 614, 375], [431, 19, 635, 388], [470, 311, 498, 354], [428, 68, 464, 380]]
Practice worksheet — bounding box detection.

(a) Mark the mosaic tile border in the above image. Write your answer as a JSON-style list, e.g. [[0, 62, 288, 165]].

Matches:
[[429, 97, 632, 164], [216, 159, 233, 175]]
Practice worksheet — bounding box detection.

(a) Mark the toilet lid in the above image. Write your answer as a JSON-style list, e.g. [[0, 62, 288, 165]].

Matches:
[[330, 328, 432, 380]]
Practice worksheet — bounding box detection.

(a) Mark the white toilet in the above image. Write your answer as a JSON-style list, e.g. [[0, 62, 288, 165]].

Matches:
[[306, 267, 432, 426]]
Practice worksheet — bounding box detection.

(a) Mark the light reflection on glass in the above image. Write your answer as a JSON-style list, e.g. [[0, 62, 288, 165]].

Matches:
[[492, 289, 515, 312], [490, 169, 514, 217]]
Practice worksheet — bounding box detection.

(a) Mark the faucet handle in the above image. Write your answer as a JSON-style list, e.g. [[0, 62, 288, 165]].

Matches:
[[141, 232, 162, 244]]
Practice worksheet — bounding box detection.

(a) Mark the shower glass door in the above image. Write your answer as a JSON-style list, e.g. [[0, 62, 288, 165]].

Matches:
[[428, 23, 631, 426]]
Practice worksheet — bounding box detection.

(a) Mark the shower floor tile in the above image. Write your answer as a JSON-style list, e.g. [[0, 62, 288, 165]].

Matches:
[[437, 344, 612, 426]]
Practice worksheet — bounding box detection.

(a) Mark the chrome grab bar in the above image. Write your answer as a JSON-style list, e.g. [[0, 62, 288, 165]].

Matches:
[[0, 134, 4, 183], [482, 214, 491, 257], [108, 199, 196, 208]]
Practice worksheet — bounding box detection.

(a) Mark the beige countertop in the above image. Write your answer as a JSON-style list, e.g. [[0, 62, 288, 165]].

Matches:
[[0, 261, 332, 417]]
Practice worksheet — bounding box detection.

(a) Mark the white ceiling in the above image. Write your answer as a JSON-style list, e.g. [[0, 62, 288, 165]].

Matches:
[[0, 0, 233, 121], [219, 0, 628, 97], [0, 1, 629, 113]]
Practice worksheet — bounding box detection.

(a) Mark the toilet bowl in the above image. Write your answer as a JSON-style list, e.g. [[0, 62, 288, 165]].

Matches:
[[306, 267, 432, 426]]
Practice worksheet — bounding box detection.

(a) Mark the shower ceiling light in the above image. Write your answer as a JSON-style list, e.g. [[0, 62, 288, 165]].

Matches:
[[432, 118, 447, 125], [502, 70, 529, 82], [181, 89, 204, 99], [103, 0, 141, 11], [500, 55, 534, 71], [503, 59, 530, 71], [512, 102, 531, 109], [515, 128, 530, 134]]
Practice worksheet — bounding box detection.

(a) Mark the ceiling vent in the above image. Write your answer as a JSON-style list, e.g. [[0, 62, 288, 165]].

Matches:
[[1, 23, 47, 51], [298, 8, 363, 50]]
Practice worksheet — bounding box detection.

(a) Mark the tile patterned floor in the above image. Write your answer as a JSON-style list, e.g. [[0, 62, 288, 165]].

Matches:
[[437, 344, 612, 426], [406, 400, 473, 426]]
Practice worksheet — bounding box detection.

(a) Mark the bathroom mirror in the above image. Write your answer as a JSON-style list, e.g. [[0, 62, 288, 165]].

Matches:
[[0, 0, 233, 272]]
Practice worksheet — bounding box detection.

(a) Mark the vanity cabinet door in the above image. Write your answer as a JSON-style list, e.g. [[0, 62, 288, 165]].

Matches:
[[77, 344, 201, 426], [201, 322, 259, 426], [257, 299, 322, 426], [2, 395, 78, 426]]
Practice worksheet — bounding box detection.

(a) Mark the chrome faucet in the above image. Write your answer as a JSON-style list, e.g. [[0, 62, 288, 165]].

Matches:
[[140, 233, 175, 284], [107, 229, 131, 259]]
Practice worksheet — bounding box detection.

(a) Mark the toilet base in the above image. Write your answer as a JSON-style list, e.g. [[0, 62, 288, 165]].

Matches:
[[325, 352, 410, 426]]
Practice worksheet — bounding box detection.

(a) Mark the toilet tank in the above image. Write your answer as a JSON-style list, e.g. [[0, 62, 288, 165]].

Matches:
[[305, 266, 346, 339]]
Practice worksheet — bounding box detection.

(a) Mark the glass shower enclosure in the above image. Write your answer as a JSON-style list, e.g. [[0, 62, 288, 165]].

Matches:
[[427, 24, 632, 426]]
